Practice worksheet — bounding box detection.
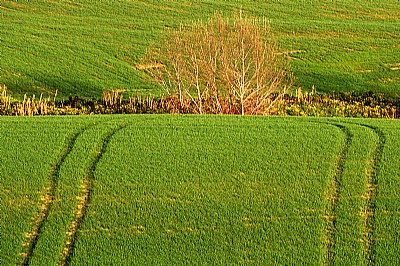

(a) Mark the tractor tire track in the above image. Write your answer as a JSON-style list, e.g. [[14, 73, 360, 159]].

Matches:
[[322, 123, 352, 266], [59, 123, 128, 266], [20, 126, 89, 266], [356, 124, 385, 266]]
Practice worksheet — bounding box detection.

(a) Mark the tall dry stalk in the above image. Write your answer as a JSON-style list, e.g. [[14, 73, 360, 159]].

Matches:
[[144, 12, 292, 115], [1, 84, 11, 111], [102, 89, 125, 107], [16, 94, 51, 116]]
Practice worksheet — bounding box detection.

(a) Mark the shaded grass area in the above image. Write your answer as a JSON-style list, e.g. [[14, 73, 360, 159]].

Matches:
[[1, 115, 400, 265], [0, 0, 399, 98]]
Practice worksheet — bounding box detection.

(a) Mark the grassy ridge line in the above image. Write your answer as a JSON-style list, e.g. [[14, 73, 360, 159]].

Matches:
[[60, 123, 129, 265], [20, 126, 87, 266]]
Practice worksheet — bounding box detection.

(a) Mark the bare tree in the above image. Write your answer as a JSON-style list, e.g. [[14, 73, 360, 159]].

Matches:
[[144, 13, 292, 115]]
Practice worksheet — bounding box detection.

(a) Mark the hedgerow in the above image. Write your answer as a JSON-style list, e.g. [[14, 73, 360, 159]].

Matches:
[[0, 85, 399, 118]]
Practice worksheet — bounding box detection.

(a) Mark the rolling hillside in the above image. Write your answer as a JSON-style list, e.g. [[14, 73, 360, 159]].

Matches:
[[1, 115, 400, 265], [1, 0, 399, 99]]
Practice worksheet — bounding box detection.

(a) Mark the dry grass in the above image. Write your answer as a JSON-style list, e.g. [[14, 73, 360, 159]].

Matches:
[[16, 94, 51, 116], [1, 84, 53, 116], [0, 84, 11, 110], [133, 63, 164, 70], [102, 89, 125, 107], [385, 63, 400, 71]]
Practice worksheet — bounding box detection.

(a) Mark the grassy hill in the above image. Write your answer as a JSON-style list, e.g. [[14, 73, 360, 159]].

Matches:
[[1, 115, 400, 265], [1, 0, 399, 99]]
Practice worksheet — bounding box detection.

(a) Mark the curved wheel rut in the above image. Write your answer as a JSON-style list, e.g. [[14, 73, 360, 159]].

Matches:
[[320, 120, 386, 266], [357, 124, 385, 266], [20, 126, 88, 266], [18, 118, 386, 266], [59, 124, 128, 266], [322, 123, 352, 266]]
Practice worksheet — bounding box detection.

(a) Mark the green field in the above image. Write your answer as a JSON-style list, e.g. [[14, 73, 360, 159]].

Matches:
[[2, 1, 399, 264], [1, 0, 399, 99], [1, 115, 399, 265]]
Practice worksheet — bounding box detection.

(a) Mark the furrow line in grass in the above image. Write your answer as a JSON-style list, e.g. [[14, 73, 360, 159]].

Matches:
[[19, 126, 88, 266], [59, 123, 128, 266], [357, 124, 386, 266], [323, 123, 352, 266]]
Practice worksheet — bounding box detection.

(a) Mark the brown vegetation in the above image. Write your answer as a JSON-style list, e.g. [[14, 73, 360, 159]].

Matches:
[[0, 85, 398, 118], [144, 13, 292, 115]]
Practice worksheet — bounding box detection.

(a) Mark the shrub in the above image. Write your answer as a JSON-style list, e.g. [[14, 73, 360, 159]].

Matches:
[[144, 12, 292, 115]]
